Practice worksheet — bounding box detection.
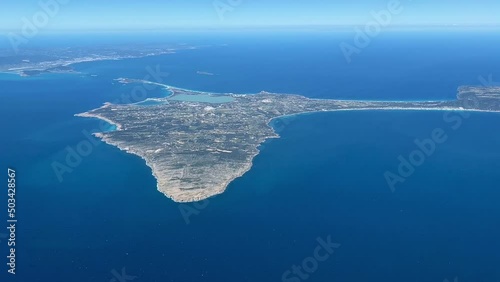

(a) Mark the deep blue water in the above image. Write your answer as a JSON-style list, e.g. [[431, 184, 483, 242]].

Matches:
[[1, 31, 500, 282]]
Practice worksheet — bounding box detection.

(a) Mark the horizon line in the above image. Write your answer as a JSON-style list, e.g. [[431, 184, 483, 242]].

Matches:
[[2, 24, 500, 34]]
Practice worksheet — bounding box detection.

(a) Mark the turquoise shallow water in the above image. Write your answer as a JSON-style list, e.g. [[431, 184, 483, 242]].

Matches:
[[0, 31, 500, 282]]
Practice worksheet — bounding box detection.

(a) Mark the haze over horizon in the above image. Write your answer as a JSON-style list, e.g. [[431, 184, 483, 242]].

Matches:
[[1, 0, 500, 32]]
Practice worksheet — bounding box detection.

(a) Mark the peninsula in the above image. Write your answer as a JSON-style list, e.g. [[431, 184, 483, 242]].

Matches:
[[77, 81, 500, 202]]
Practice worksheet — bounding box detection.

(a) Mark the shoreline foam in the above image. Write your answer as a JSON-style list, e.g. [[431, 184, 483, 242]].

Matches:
[[75, 85, 500, 203], [78, 104, 499, 203]]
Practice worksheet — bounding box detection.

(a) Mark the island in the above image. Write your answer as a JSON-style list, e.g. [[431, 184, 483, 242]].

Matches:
[[0, 45, 187, 77], [76, 81, 500, 202]]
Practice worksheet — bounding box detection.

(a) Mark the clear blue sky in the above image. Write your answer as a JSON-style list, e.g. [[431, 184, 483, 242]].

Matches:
[[1, 0, 499, 31]]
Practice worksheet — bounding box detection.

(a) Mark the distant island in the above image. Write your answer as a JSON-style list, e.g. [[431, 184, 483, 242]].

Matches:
[[77, 81, 500, 202], [0, 45, 189, 77]]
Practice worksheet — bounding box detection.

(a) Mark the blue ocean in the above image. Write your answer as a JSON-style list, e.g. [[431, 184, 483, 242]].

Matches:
[[1, 30, 500, 282]]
